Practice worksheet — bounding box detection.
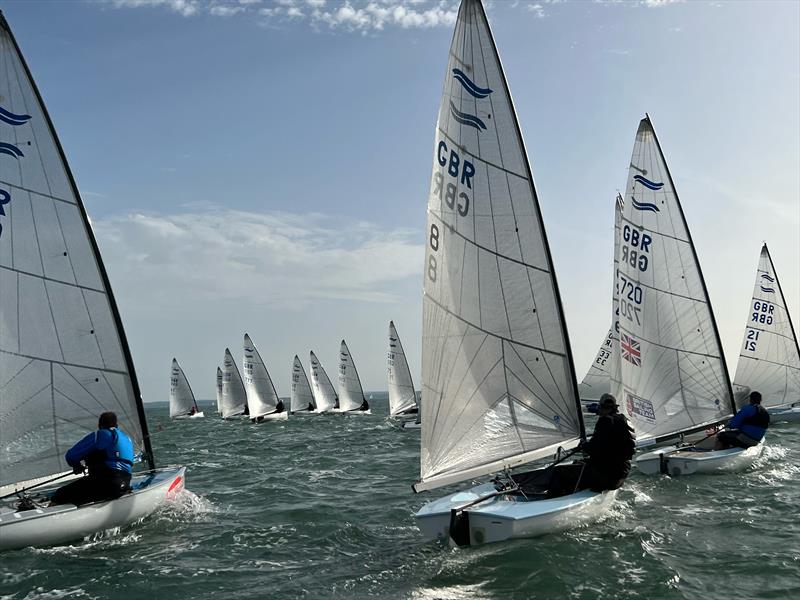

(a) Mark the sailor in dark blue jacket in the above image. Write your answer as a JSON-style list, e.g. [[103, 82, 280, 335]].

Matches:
[[50, 411, 135, 506], [715, 391, 770, 449]]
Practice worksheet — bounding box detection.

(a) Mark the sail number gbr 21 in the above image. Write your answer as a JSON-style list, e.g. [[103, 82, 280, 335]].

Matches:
[[427, 141, 474, 283]]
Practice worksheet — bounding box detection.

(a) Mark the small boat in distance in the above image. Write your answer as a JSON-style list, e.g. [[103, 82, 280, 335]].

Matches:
[[221, 348, 247, 419], [388, 321, 420, 425], [732, 244, 800, 423], [309, 351, 338, 413], [337, 340, 370, 414], [290, 355, 316, 414], [170, 358, 204, 419], [243, 334, 287, 422]]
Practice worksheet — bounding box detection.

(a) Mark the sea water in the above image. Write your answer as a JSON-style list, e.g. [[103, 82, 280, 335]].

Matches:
[[2, 395, 798, 599]]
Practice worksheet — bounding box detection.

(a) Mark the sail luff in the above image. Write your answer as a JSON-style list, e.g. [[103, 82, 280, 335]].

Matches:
[[0, 12, 153, 472], [765, 244, 800, 384]]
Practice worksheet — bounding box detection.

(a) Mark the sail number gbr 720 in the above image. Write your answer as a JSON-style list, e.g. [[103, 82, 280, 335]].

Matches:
[[427, 141, 474, 283]]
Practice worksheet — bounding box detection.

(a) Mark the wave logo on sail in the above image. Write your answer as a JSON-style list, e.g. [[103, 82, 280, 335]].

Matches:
[[449, 101, 487, 131], [452, 68, 493, 99], [631, 196, 660, 213], [760, 273, 775, 283], [760, 285, 775, 294], [0, 142, 24, 159], [0, 106, 32, 126], [0, 189, 10, 238], [633, 175, 664, 191], [621, 333, 641, 367]]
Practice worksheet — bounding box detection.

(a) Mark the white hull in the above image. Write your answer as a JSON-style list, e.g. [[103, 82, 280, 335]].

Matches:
[[251, 411, 289, 422], [0, 467, 185, 552], [415, 482, 617, 546], [635, 439, 764, 476], [331, 408, 371, 415], [290, 409, 318, 416], [768, 406, 800, 423], [401, 420, 421, 430]]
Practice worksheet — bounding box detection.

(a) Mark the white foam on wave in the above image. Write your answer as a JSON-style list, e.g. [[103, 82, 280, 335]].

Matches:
[[156, 488, 217, 522]]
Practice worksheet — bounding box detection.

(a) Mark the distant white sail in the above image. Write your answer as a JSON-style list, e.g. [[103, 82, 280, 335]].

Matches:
[[416, 0, 583, 492], [338, 340, 367, 412], [612, 116, 733, 445], [215, 366, 223, 414], [291, 355, 315, 413], [221, 348, 247, 419], [388, 321, 418, 416], [0, 13, 155, 490], [732, 244, 800, 409], [243, 333, 282, 419], [309, 351, 337, 413], [169, 358, 198, 418]]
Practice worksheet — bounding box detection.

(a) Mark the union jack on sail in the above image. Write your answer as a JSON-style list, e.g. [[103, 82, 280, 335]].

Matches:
[[621, 333, 641, 367]]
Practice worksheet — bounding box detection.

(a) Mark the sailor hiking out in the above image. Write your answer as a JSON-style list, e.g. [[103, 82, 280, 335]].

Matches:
[[715, 391, 770, 449]]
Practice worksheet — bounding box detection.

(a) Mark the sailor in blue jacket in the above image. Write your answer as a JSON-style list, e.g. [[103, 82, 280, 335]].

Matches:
[[715, 391, 770, 449], [50, 411, 135, 506]]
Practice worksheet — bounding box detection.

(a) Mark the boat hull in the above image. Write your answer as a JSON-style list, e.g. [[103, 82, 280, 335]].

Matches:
[[415, 482, 617, 546], [768, 406, 800, 423], [251, 411, 289, 422], [635, 440, 764, 475], [0, 466, 185, 552], [400, 420, 421, 430]]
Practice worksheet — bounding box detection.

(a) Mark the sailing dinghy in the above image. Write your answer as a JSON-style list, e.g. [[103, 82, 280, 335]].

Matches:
[[0, 11, 184, 551], [388, 321, 420, 425], [337, 340, 370, 414], [309, 351, 338, 413], [731, 244, 800, 423], [290, 355, 316, 414], [216, 366, 223, 415], [170, 358, 203, 418], [608, 116, 761, 476], [243, 334, 287, 421], [413, 0, 615, 546], [221, 348, 247, 419]]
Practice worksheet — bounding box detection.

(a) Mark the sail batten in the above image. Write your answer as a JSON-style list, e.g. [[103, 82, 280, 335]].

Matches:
[[417, 0, 583, 492]]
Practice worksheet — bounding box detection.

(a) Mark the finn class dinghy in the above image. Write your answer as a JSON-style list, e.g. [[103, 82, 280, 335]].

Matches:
[[337, 340, 370, 414], [170, 358, 204, 418], [290, 355, 316, 414], [309, 351, 338, 413], [388, 321, 421, 426], [731, 244, 800, 423], [243, 334, 287, 421], [0, 11, 184, 551], [221, 348, 247, 419], [413, 0, 615, 547], [609, 116, 762, 476], [215, 366, 223, 415]]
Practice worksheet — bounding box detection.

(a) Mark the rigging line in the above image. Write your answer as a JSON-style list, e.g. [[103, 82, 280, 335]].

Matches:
[[507, 341, 572, 422], [438, 331, 490, 427], [57, 364, 117, 413], [0, 349, 128, 376], [680, 345, 726, 398], [618, 323, 722, 361], [505, 362, 580, 432], [0, 380, 50, 418], [0, 180, 75, 207], [0, 355, 34, 390], [0, 264, 105, 294], [425, 304, 468, 438], [738, 355, 800, 370], [739, 324, 797, 344]]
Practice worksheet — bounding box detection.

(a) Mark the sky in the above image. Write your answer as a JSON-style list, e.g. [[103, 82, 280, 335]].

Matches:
[[2, 0, 798, 403]]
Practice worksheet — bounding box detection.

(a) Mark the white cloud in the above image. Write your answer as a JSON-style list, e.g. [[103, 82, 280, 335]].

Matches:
[[526, 3, 545, 18], [209, 4, 246, 17], [94, 208, 423, 307], [111, 0, 200, 17]]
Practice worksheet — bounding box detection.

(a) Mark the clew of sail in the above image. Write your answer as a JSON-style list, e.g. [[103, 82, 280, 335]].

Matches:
[[309, 351, 337, 413], [732, 244, 800, 410], [388, 321, 418, 416], [242, 333, 282, 419], [337, 340, 366, 412], [169, 358, 198, 417], [291, 355, 315, 413], [415, 0, 583, 493], [0, 12, 154, 491], [612, 116, 733, 445], [221, 348, 247, 419]]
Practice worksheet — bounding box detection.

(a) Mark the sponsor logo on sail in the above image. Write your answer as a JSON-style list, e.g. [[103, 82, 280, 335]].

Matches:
[[449, 100, 487, 131], [0, 141, 24, 159], [0, 106, 32, 126], [633, 175, 664, 191], [0, 188, 10, 238], [452, 68, 493, 99], [631, 196, 660, 213], [621, 333, 641, 367], [625, 389, 656, 422]]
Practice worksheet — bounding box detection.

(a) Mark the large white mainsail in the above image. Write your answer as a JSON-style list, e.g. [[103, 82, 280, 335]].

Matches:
[[290, 355, 315, 413], [169, 358, 198, 418], [415, 0, 584, 493], [0, 12, 155, 492], [611, 115, 734, 445], [337, 340, 367, 412], [732, 244, 800, 409], [221, 348, 247, 419], [388, 321, 419, 417], [215, 366, 223, 414], [242, 333, 282, 419], [309, 351, 337, 413]]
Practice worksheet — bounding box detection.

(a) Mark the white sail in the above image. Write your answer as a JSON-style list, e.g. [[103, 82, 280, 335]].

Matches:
[[291, 355, 315, 413], [309, 351, 337, 413], [169, 358, 197, 418], [388, 321, 419, 416], [215, 366, 223, 414], [732, 245, 800, 409], [338, 340, 366, 412], [612, 116, 733, 445], [242, 333, 281, 419], [0, 13, 155, 490], [221, 348, 246, 419], [416, 0, 583, 493]]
